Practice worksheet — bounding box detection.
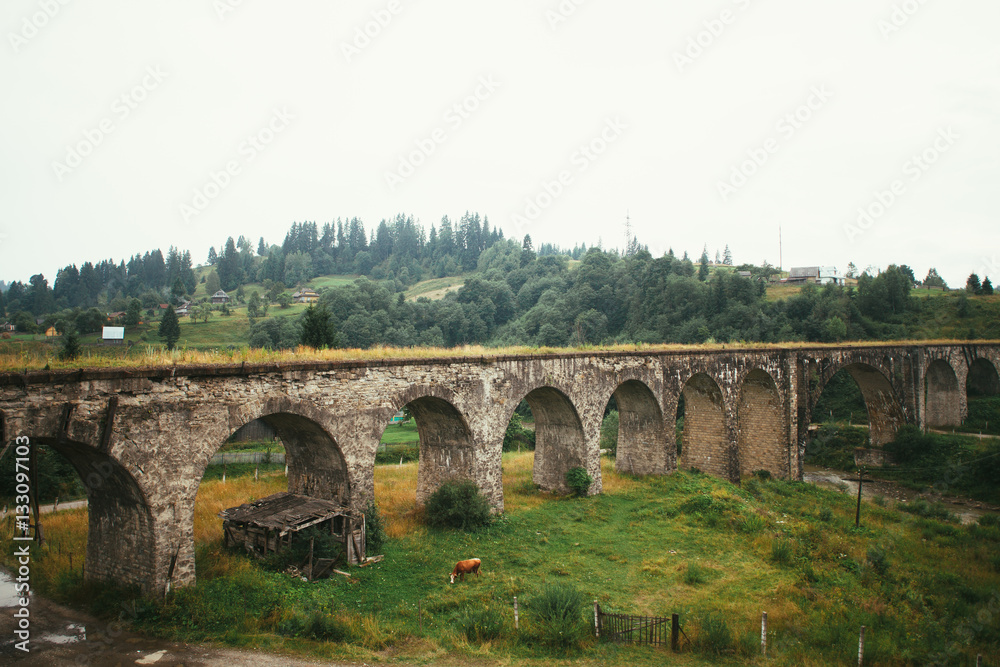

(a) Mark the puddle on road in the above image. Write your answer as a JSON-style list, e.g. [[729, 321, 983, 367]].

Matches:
[[803, 465, 993, 525], [1, 568, 87, 645], [0, 569, 20, 607]]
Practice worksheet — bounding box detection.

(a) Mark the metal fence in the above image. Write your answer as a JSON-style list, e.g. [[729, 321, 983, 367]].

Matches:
[[597, 605, 680, 648]]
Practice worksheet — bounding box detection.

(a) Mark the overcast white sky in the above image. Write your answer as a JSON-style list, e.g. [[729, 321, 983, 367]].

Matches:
[[2, 1, 998, 288]]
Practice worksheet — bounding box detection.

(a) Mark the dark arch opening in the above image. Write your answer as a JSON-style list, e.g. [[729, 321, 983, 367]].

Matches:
[[965, 358, 1000, 435], [737, 369, 788, 478], [409, 396, 475, 504], [192, 413, 348, 580], [925, 360, 961, 428], [677, 373, 729, 478], [15, 437, 157, 593], [815, 364, 904, 447], [521, 386, 586, 494], [610, 380, 671, 476]]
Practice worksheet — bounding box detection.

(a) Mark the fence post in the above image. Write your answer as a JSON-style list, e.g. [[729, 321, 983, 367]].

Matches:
[[976, 655, 981, 667], [593, 600, 600, 638], [513, 596, 519, 630], [858, 625, 865, 666], [418, 600, 422, 634], [761, 611, 767, 656], [671, 613, 679, 652]]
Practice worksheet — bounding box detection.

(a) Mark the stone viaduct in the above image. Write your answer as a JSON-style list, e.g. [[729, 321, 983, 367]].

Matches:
[[1, 342, 998, 595]]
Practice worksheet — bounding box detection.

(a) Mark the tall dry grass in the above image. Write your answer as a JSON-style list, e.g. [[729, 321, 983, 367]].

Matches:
[[374, 462, 421, 538], [3, 339, 986, 373], [193, 471, 288, 543]]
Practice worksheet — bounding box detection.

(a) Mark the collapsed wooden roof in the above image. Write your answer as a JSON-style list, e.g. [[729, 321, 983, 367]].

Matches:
[[219, 491, 355, 536]]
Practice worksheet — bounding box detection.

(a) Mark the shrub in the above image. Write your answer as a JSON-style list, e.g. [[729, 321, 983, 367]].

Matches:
[[279, 610, 352, 641], [698, 614, 734, 656], [771, 540, 793, 565], [899, 498, 955, 522], [684, 562, 709, 585], [867, 545, 890, 576], [565, 467, 593, 497], [364, 501, 387, 555], [459, 604, 506, 642], [424, 479, 493, 530], [753, 469, 772, 480], [528, 583, 589, 649], [818, 507, 834, 522], [738, 513, 765, 534], [978, 513, 1000, 528]]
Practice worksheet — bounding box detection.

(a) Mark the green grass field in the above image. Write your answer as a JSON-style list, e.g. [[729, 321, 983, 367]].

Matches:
[[404, 275, 466, 301], [10, 456, 998, 665]]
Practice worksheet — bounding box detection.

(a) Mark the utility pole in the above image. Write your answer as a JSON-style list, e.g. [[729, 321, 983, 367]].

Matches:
[[779, 225, 783, 270], [624, 210, 632, 256]]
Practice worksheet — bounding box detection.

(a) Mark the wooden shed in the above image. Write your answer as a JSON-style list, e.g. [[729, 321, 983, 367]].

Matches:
[[220, 492, 365, 571]]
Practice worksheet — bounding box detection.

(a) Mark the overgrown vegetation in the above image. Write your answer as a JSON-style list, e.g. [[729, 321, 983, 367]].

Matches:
[[564, 467, 593, 497], [423, 479, 493, 531], [3, 455, 999, 665]]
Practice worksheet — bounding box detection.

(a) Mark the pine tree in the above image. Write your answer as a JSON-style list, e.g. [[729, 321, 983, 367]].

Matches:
[[723, 245, 733, 265], [258, 237, 267, 256], [983, 276, 994, 295], [299, 304, 339, 349], [158, 305, 181, 350], [967, 273, 982, 294], [698, 246, 710, 281], [59, 328, 81, 360]]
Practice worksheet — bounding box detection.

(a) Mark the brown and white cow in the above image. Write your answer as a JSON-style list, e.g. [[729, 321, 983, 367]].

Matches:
[[450, 558, 481, 583]]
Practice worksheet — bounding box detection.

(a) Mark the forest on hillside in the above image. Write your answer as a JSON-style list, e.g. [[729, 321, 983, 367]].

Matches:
[[1, 212, 997, 349]]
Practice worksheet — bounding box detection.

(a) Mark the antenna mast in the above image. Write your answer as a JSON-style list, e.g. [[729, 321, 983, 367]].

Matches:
[[624, 210, 632, 256], [779, 225, 783, 270]]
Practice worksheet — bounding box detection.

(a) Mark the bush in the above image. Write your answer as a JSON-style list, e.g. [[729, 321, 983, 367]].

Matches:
[[278, 610, 352, 641], [565, 467, 593, 497], [818, 507, 834, 522], [978, 513, 1000, 528], [684, 562, 710, 585], [867, 545, 890, 576], [364, 501, 387, 555], [458, 604, 506, 642], [528, 583, 589, 649], [753, 469, 771, 480], [899, 498, 955, 522], [424, 479, 493, 530], [738, 513, 765, 534], [771, 540, 793, 565], [698, 614, 734, 656]]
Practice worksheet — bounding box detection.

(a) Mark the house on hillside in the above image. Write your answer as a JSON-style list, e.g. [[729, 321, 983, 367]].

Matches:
[[211, 290, 230, 304], [176, 300, 192, 317], [785, 266, 844, 286], [102, 326, 125, 345], [293, 289, 320, 304]]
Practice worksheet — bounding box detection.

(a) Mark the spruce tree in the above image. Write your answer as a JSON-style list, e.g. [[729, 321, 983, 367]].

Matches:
[[158, 305, 181, 350], [299, 304, 339, 349], [59, 328, 81, 360]]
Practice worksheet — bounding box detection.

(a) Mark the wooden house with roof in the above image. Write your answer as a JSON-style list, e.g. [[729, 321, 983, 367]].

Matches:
[[219, 492, 366, 574]]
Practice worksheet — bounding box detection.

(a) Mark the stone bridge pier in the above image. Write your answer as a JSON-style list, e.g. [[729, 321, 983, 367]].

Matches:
[[1, 343, 997, 595]]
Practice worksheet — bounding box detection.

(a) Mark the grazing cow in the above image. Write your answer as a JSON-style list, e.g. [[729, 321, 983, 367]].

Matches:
[[450, 558, 481, 583]]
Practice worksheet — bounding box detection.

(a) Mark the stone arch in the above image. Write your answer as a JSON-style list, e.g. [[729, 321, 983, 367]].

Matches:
[[815, 362, 905, 446], [610, 379, 672, 476], [406, 396, 476, 505], [925, 359, 961, 428], [737, 369, 788, 478], [967, 358, 1000, 397], [517, 386, 588, 494], [677, 373, 730, 479], [32, 437, 157, 593]]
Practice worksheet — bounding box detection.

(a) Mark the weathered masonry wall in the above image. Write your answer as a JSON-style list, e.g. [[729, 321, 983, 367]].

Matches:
[[0, 343, 996, 595]]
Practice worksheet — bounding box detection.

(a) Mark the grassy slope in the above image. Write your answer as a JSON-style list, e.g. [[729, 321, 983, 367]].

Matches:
[[404, 275, 466, 301], [8, 455, 998, 665]]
